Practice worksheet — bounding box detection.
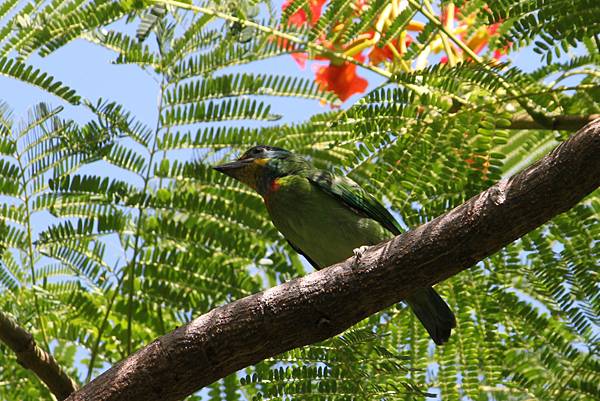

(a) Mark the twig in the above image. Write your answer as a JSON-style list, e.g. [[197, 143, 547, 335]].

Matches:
[[0, 310, 78, 400], [509, 114, 600, 131]]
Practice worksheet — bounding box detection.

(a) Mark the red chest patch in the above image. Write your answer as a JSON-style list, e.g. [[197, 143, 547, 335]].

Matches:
[[263, 178, 281, 205], [270, 178, 281, 192]]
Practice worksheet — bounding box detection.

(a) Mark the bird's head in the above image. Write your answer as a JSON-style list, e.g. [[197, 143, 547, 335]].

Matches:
[[213, 145, 308, 194]]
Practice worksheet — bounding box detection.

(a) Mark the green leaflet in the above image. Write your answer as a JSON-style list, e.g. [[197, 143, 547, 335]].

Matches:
[[487, 0, 600, 64]]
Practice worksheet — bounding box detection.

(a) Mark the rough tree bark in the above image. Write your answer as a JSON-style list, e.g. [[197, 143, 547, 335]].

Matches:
[[65, 119, 600, 401], [508, 113, 600, 131], [0, 311, 78, 400]]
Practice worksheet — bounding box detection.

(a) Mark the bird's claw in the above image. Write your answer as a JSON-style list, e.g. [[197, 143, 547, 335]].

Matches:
[[353, 245, 370, 260]]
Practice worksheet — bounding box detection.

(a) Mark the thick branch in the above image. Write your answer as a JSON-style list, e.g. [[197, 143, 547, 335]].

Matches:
[[0, 310, 78, 400], [66, 119, 600, 401], [509, 114, 600, 131]]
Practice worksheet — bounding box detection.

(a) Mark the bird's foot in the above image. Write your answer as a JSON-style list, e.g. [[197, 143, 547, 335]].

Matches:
[[353, 245, 370, 260]]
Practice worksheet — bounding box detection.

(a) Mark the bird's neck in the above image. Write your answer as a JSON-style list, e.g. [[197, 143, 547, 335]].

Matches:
[[256, 169, 283, 197], [256, 158, 312, 197]]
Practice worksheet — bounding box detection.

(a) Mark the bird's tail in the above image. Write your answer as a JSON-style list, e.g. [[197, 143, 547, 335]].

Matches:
[[405, 287, 456, 345]]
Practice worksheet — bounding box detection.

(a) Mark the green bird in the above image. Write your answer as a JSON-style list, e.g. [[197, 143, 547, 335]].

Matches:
[[214, 145, 456, 344]]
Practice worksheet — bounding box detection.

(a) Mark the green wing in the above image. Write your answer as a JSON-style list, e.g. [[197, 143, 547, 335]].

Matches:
[[307, 170, 403, 236], [287, 240, 321, 269]]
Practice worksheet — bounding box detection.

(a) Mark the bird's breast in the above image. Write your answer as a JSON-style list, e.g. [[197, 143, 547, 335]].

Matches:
[[265, 176, 390, 268]]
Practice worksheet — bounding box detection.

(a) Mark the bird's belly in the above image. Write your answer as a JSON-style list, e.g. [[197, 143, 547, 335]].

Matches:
[[267, 185, 389, 268]]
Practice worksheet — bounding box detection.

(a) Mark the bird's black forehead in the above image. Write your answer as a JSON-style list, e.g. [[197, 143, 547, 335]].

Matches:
[[238, 145, 290, 159]]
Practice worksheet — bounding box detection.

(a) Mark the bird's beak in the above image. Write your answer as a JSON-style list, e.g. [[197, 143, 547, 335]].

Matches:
[[212, 159, 253, 179]]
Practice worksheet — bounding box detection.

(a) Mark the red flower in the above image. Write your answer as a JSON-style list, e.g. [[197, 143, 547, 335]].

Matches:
[[281, 0, 327, 67], [441, 6, 458, 26], [353, 0, 369, 13], [291, 52, 309, 68], [283, 0, 327, 27], [314, 56, 368, 102], [368, 35, 413, 65], [487, 22, 501, 36], [493, 42, 511, 60]]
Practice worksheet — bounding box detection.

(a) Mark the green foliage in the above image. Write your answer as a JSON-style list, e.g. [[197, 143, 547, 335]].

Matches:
[[487, 0, 600, 63], [381, 6, 418, 46], [164, 73, 337, 104], [0, 0, 598, 400], [136, 4, 167, 42], [0, 57, 80, 104], [338, 0, 388, 44], [240, 327, 432, 401], [0, 100, 117, 399], [10, 0, 146, 57]]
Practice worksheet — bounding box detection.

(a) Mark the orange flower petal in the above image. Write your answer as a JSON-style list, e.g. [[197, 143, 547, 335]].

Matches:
[[291, 52, 308, 68], [368, 36, 412, 65], [315, 58, 368, 101], [282, 0, 327, 27], [406, 20, 425, 31]]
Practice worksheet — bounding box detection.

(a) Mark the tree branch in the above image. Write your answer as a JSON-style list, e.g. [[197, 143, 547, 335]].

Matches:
[[0, 310, 78, 400], [509, 114, 600, 131], [65, 119, 600, 401]]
